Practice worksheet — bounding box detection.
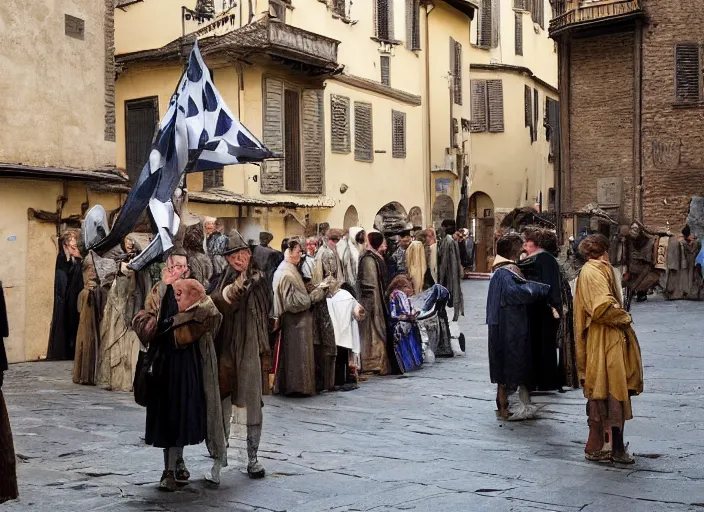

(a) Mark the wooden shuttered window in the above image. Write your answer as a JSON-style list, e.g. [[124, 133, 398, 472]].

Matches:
[[381, 56, 391, 86], [477, 0, 492, 48], [487, 80, 504, 132], [530, 0, 544, 29], [392, 110, 406, 158], [203, 169, 224, 189], [375, 0, 394, 41], [524, 84, 533, 141], [515, 12, 523, 56], [262, 78, 285, 193], [545, 97, 561, 161], [330, 95, 351, 154], [354, 102, 374, 162], [125, 97, 158, 185], [470, 80, 487, 132], [470, 79, 504, 133], [451, 38, 463, 105], [406, 0, 421, 50], [301, 89, 325, 194], [533, 88, 539, 142], [261, 77, 324, 194], [675, 44, 701, 104]]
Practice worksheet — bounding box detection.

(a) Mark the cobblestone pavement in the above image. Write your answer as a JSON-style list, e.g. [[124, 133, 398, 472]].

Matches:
[[3, 281, 704, 511]]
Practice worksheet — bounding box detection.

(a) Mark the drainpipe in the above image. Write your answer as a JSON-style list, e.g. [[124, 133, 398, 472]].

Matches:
[[424, 3, 435, 228]]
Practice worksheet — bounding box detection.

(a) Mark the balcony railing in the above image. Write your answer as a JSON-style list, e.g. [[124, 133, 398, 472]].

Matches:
[[549, 0, 643, 36]]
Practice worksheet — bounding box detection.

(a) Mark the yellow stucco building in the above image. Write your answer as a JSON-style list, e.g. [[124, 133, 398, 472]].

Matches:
[[467, 0, 558, 271], [114, 0, 478, 244], [0, 1, 123, 362]]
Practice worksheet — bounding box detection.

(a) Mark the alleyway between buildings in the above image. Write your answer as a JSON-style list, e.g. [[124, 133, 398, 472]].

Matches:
[[3, 281, 704, 512]]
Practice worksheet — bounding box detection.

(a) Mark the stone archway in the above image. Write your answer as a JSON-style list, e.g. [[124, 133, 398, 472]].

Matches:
[[468, 191, 495, 273], [373, 202, 410, 234], [343, 205, 359, 230], [432, 194, 455, 229]]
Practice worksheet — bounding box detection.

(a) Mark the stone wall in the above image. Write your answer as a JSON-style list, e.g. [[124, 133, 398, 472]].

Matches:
[[640, 0, 704, 232], [105, 0, 116, 142], [0, 0, 115, 170], [567, 31, 635, 221]]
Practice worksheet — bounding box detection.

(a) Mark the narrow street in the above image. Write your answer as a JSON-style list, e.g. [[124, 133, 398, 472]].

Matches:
[[3, 281, 704, 512]]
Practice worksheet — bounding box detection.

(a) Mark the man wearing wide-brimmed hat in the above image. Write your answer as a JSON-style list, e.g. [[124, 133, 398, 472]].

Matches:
[[210, 229, 272, 479]]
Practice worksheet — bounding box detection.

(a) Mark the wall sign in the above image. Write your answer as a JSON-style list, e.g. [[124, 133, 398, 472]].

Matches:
[[596, 177, 621, 206], [65, 14, 85, 40]]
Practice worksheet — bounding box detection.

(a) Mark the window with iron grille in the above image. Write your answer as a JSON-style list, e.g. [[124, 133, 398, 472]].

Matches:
[[392, 110, 406, 158], [332, 0, 346, 17], [125, 96, 158, 185], [354, 102, 374, 162], [451, 38, 462, 105], [203, 168, 224, 189], [470, 80, 504, 133], [330, 95, 350, 153], [406, 0, 421, 50], [381, 56, 391, 86], [375, 0, 394, 41], [515, 12, 523, 56], [675, 44, 701, 104]]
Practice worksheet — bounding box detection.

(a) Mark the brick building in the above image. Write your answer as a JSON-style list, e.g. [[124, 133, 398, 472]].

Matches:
[[549, 0, 704, 238]]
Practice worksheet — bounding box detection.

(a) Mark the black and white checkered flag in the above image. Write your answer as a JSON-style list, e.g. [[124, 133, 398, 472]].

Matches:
[[90, 41, 275, 270]]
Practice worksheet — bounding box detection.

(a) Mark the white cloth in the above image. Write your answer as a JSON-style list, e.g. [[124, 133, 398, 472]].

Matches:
[[326, 289, 361, 354], [338, 227, 364, 287]]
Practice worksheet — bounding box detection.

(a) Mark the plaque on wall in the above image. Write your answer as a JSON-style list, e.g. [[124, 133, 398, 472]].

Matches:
[[65, 14, 85, 40], [596, 177, 621, 206]]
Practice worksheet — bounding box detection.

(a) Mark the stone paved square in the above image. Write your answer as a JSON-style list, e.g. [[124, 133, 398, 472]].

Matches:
[[3, 281, 704, 511]]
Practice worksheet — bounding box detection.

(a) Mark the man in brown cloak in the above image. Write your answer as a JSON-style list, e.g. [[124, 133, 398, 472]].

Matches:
[[273, 240, 330, 396], [574, 235, 643, 464], [210, 229, 272, 479], [358, 231, 391, 375]]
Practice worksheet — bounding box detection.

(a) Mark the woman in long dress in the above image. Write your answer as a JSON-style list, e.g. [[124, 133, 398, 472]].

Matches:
[[386, 275, 423, 374]]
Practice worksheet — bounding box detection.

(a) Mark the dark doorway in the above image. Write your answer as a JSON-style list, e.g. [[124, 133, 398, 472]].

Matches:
[[125, 97, 159, 184]]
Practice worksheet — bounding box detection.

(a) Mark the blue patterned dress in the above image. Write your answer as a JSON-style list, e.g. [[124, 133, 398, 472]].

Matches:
[[389, 290, 423, 373]]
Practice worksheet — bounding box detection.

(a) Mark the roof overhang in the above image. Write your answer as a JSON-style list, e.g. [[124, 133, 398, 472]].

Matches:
[[0, 163, 127, 184], [436, 0, 479, 18]]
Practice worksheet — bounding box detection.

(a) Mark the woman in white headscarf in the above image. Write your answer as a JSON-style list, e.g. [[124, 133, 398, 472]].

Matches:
[[338, 227, 366, 287]]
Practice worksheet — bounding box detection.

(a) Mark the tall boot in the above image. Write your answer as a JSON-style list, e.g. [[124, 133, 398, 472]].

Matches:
[[246, 424, 266, 479], [222, 397, 232, 446]]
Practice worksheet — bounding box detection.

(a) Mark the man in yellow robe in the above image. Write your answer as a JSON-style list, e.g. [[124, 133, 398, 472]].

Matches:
[[574, 234, 644, 464]]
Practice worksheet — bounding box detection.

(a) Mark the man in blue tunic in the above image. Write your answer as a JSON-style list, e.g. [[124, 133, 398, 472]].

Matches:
[[487, 234, 550, 420]]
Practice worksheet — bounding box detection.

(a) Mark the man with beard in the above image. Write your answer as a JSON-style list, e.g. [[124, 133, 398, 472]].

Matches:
[[518, 228, 563, 391], [358, 231, 392, 375], [252, 231, 284, 285], [210, 230, 272, 479], [47, 230, 83, 361]]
